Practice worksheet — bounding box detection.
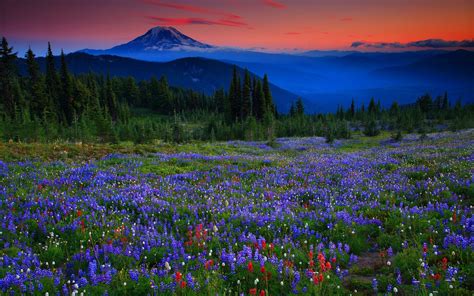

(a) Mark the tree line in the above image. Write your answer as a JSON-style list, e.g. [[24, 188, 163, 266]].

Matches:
[[1, 37, 473, 144]]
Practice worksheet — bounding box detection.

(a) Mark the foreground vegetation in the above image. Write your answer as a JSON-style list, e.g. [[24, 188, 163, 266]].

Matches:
[[0, 130, 473, 295]]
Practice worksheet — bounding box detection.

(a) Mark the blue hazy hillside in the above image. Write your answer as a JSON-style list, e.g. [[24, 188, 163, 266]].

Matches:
[[16, 53, 304, 113]]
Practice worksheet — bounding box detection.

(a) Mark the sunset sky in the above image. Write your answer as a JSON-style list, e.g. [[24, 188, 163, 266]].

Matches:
[[1, 0, 473, 55]]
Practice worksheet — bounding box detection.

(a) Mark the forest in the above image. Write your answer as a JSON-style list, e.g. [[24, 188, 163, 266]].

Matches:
[[1, 37, 473, 144]]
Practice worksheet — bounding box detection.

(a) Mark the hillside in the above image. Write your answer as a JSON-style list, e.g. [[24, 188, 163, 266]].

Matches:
[[17, 52, 302, 113]]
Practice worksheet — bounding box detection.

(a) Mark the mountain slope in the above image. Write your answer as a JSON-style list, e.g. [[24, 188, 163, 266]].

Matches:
[[17, 52, 301, 112]]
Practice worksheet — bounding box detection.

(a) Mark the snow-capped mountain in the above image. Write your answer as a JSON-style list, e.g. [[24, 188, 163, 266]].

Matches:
[[82, 26, 214, 55]]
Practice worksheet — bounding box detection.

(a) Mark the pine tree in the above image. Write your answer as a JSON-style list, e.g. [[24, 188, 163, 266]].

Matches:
[[368, 98, 377, 116], [350, 99, 355, 118], [124, 77, 139, 106], [104, 75, 119, 121], [389, 101, 400, 118], [229, 66, 241, 121], [442, 92, 449, 110], [241, 69, 252, 119], [45, 42, 59, 119], [25, 48, 48, 119], [262, 74, 274, 115], [295, 98, 304, 116], [158, 76, 172, 114], [0, 37, 18, 119], [60, 50, 74, 125], [253, 80, 266, 119], [289, 102, 295, 117]]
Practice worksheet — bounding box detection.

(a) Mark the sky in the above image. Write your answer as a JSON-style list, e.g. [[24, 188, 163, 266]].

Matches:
[[1, 0, 473, 55]]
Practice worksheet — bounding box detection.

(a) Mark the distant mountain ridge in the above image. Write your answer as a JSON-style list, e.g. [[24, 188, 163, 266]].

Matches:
[[372, 49, 474, 83], [78, 26, 474, 111]]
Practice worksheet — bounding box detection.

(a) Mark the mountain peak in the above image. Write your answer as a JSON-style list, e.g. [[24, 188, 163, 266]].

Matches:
[[146, 26, 180, 35], [109, 26, 214, 52]]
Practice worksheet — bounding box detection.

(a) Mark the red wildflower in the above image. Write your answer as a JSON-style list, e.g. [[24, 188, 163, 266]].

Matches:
[[325, 262, 331, 270], [175, 272, 182, 282], [313, 274, 319, 285], [76, 210, 83, 217], [205, 259, 214, 270], [249, 288, 257, 295], [432, 273, 441, 281], [260, 266, 266, 274], [261, 240, 266, 249], [259, 290, 265, 296], [248, 261, 254, 272], [442, 257, 448, 270], [309, 251, 314, 260], [317, 252, 325, 262], [331, 257, 336, 263], [180, 281, 187, 288], [80, 220, 85, 232], [452, 211, 457, 223]]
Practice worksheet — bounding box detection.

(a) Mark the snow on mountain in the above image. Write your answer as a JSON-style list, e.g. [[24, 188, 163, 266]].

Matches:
[[109, 26, 214, 52]]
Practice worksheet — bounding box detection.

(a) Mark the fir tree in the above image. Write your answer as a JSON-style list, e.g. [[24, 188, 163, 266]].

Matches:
[[45, 42, 59, 118], [25, 48, 47, 119], [262, 74, 274, 115], [229, 66, 241, 121], [104, 75, 119, 121], [241, 69, 252, 119], [0, 37, 18, 119], [368, 98, 377, 116], [60, 50, 74, 125], [442, 92, 449, 110], [253, 80, 266, 119], [349, 99, 355, 119], [295, 98, 304, 116]]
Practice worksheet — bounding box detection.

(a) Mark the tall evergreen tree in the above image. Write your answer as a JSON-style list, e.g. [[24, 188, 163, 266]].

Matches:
[[0, 37, 18, 119], [262, 74, 274, 115], [158, 76, 172, 114], [104, 75, 119, 121], [350, 99, 355, 118], [60, 50, 74, 125], [229, 66, 241, 121], [442, 92, 449, 110], [295, 98, 304, 116], [25, 48, 47, 119], [241, 69, 252, 119], [45, 42, 59, 119], [253, 80, 266, 119], [368, 98, 377, 116]]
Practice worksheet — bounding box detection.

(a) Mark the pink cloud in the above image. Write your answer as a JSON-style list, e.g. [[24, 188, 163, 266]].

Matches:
[[147, 16, 248, 27], [286, 32, 300, 35], [144, 0, 241, 19], [263, 0, 286, 9]]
